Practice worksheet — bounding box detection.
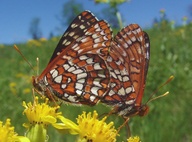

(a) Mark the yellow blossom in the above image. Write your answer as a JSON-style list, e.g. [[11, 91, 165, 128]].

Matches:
[[77, 111, 117, 142], [127, 136, 141, 142], [0, 119, 29, 142], [27, 39, 41, 47], [22, 88, 31, 94], [39, 37, 47, 42], [9, 82, 17, 95], [23, 96, 62, 142], [54, 110, 117, 142], [23, 96, 61, 127], [0, 44, 4, 48]]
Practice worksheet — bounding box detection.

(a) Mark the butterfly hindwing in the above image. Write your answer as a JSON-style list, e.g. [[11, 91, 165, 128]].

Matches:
[[101, 24, 150, 116]]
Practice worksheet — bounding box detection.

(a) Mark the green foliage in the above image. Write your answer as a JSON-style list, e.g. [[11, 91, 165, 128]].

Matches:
[[0, 23, 192, 141]]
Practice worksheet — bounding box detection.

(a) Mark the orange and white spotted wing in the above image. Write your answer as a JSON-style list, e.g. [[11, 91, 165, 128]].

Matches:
[[33, 11, 112, 105], [101, 24, 150, 117]]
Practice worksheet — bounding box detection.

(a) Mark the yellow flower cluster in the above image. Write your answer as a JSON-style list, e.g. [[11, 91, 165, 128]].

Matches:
[[23, 96, 61, 127], [0, 119, 29, 142], [22, 96, 119, 142], [77, 111, 117, 142]]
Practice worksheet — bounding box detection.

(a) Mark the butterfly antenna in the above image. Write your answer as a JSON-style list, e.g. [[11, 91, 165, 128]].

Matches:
[[36, 57, 39, 76], [14, 45, 35, 73], [146, 75, 174, 104]]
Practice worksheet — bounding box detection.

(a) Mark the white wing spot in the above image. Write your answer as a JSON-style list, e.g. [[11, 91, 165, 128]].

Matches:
[[77, 78, 85, 83], [79, 55, 88, 60], [91, 87, 99, 96], [68, 66, 76, 72], [76, 90, 83, 95], [54, 75, 62, 83], [80, 24, 85, 29], [125, 99, 135, 105], [63, 64, 70, 70], [125, 87, 132, 94], [117, 75, 122, 81], [61, 84, 67, 89], [77, 72, 87, 79], [90, 95, 96, 102], [71, 23, 78, 28], [131, 36, 136, 42], [108, 89, 115, 96], [69, 32, 75, 37], [86, 58, 93, 64], [51, 69, 58, 78], [118, 87, 125, 96], [81, 38, 88, 43], [72, 69, 84, 74], [123, 76, 129, 82], [93, 79, 102, 87], [94, 38, 100, 43], [75, 82, 83, 90], [98, 73, 106, 78], [93, 43, 99, 48], [68, 95, 77, 102], [92, 33, 98, 39], [67, 78, 71, 83], [94, 63, 102, 70], [65, 41, 71, 46]]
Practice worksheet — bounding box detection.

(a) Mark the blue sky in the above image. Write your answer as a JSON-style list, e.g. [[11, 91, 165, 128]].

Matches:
[[0, 0, 191, 44]]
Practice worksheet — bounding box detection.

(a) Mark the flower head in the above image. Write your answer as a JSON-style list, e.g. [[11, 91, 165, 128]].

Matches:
[[77, 111, 117, 142], [23, 96, 61, 127], [0, 119, 29, 142], [23, 96, 62, 142], [127, 136, 141, 142]]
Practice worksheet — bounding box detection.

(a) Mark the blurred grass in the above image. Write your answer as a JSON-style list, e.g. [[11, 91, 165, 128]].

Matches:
[[0, 23, 192, 142]]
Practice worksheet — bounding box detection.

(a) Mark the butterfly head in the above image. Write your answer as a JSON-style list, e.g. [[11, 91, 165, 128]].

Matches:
[[32, 76, 46, 94], [32, 76, 58, 101], [137, 104, 149, 117]]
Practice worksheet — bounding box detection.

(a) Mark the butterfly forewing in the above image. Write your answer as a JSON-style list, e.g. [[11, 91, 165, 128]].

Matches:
[[33, 11, 112, 105], [49, 11, 99, 63], [101, 24, 150, 117]]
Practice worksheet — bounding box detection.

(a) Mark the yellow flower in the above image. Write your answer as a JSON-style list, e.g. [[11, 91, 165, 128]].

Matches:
[[23, 96, 62, 142], [77, 111, 117, 142], [0, 119, 29, 142], [9, 82, 17, 95], [54, 110, 117, 142], [0, 44, 4, 48], [27, 39, 41, 47], [23, 96, 61, 127], [127, 136, 141, 142], [22, 88, 31, 94], [39, 37, 47, 42]]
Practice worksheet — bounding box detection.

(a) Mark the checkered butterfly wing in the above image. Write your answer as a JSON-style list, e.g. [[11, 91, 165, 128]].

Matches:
[[33, 11, 112, 105], [101, 24, 150, 117]]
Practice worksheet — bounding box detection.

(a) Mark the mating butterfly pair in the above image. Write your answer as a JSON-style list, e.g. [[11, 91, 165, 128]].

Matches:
[[32, 11, 150, 118]]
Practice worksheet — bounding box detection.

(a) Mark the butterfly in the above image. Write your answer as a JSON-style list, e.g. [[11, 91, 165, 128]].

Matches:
[[101, 24, 150, 118], [32, 10, 112, 105], [32, 10, 150, 119]]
